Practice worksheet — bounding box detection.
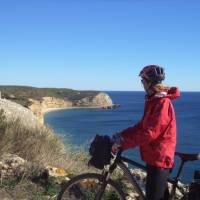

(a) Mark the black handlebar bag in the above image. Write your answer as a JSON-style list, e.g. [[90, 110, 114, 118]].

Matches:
[[88, 135, 112, 170]]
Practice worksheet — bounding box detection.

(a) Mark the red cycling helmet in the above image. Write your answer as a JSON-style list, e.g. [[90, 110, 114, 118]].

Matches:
[[139, 65, 165, 84]]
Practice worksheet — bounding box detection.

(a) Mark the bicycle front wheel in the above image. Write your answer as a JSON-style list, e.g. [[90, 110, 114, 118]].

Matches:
[[57, 173, 126, 200]]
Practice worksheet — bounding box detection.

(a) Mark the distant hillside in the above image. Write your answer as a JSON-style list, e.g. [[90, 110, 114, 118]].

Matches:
[[0, 86, 99, 107]]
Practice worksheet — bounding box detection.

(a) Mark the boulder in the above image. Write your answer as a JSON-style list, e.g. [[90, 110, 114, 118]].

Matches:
[[76, 92, 113, 107], [0, 99, 40, 128], [0, 154, 27, 179]]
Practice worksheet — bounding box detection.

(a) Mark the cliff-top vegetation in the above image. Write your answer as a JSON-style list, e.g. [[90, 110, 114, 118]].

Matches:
[[0, 109, 91, 199], [0, 85, 99, 107]]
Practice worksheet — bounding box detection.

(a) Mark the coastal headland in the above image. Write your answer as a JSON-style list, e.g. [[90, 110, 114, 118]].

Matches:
[[0, 86, 115, 123]]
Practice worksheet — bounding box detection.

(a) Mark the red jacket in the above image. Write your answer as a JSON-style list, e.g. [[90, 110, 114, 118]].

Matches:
[[121, 87, 180, 168]]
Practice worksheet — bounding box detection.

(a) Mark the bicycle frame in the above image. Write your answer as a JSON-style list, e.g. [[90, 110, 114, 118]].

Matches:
[[117, 159, 146, 200], [102, 153, 189, 200], [57, 151, 199, 200]]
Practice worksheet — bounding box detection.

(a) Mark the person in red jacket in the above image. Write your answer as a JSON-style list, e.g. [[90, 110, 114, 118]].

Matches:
[[112, 65, 180, 200]]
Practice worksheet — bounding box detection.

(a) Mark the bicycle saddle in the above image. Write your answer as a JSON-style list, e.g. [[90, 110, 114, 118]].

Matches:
[[175, 152, 200, 161]]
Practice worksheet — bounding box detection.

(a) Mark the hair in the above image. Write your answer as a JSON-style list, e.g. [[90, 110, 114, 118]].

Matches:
[[152, 83, 170, 92]]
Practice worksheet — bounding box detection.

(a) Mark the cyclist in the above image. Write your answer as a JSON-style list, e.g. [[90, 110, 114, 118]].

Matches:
[[112, 65, 180, 200]]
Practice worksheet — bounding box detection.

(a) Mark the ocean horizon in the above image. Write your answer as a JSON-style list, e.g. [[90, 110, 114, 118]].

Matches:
[[44, 91, 200, 183]]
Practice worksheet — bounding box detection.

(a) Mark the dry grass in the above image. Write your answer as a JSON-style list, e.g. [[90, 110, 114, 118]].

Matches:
[[0, 109, 90, 174], [0, 109, 94, 199]]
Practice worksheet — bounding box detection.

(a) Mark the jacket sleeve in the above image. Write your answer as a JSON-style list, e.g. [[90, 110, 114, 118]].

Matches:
[[121, 98, 171, 150]]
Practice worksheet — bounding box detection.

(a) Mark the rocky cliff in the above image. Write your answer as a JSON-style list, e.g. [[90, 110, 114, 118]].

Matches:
[[28, 97, 73, 123], [75, 92, 113, 107], [0, 99, 40, 128], [0, 86, 114, 124], [28, 92, 113, 123]]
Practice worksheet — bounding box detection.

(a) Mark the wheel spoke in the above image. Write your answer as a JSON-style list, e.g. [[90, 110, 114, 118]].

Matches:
[[57, 173, 126, 200]]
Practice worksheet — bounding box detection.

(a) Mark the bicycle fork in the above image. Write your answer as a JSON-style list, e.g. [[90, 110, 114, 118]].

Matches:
[[94, 170, 111, 200]]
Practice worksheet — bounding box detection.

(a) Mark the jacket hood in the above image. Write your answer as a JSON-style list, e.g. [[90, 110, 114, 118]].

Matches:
[[154, 87, 180, 100]]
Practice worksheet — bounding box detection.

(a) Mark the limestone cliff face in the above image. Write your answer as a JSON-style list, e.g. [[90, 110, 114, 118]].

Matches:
[[28, 97, 73, 124], [76, 92, 113, 107], [0, 99, 40, 128], [28, 92, 113, 123], [92, 92, 113, 106]]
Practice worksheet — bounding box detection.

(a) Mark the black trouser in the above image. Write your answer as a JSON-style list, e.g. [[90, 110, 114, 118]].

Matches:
[[146, 164, 170, 200]]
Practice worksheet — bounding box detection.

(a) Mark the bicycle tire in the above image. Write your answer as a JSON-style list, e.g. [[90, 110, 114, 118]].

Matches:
[[57, 173, 126, 200]]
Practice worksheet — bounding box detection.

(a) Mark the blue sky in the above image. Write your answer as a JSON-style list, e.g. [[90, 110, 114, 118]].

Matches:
[[0, 0, 200, 91]]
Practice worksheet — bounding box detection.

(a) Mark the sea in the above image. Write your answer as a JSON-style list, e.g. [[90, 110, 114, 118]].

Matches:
[[44, 91, 200, 183]]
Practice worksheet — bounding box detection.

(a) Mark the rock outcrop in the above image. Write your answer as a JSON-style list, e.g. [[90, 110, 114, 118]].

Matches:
[[0, 154, 27, 179], [28, 97, 73, 123], [0, 99, 40, 128], [0, 153, 69, 180], [92, 92, 113, 107], [75, 92, 113, 107], [28, 92, 113, 123]]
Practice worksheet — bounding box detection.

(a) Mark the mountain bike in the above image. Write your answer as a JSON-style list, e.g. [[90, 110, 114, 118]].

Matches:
[[57, 151, 200, 200]]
